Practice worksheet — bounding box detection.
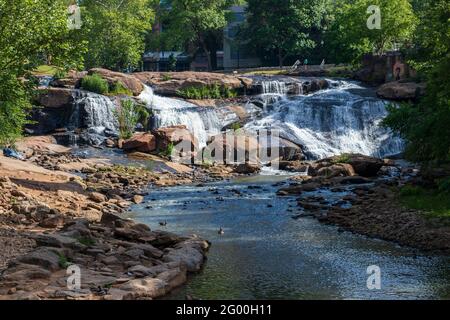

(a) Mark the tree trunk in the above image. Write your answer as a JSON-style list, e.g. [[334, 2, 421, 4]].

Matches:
[[278, 48, 285, 69], [200, 39, 212, 71]]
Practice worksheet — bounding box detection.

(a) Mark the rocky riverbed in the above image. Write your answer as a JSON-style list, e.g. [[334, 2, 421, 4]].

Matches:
[[1, 136, 449, 300], [0, 136, 234, 300], [276, 154, 450, 254]]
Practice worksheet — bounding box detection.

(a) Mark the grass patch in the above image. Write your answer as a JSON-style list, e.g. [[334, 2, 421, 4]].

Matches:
[[110, 81, 133, 96], [81, 74, 109, 95], [58, 253, 72, 269], [177, 84, 237, 99], [53, 69, 68, 80], [242, 69, 289, 76], [331, 153, 351, 164], [325, 65, 354, 78], [231, 122, 241, 131], [33, 65, 60, 76], [399, 185, 450, 218], [163, 142, 175, 158], [114, 99, 139, 140]]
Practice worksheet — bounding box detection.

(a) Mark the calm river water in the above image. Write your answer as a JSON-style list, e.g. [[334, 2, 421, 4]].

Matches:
[[131, 175, 450, 300]]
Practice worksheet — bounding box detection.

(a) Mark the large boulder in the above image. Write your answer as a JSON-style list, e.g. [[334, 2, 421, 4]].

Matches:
[[122, 133, 156, 153], [152, 125, 198, 153], [355, 54, 390, 84], [270, 137, 304, 161], [377, 81, 425, 101], [205, 133, 260, 164], [50, 70, 87, 89], [278, 160, 309, 172], [28, 89, 76, 135], [133, 71, 253, 97], [234, 163, 261, 174], [15, 247, 61, 272], [301, 79, 330, 94], [35, 87, 74, 108], [88, 68, 144, 96], [316, 164, 355, 178], [324, 154, 384, 177]]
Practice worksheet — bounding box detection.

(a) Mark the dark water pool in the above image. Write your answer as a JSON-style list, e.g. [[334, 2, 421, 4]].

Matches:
[[130, 175, 450, 300]]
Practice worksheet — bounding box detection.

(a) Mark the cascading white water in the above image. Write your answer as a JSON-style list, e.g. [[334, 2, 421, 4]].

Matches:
[[261, 81, 288, 95], [245, 82, 404, 159], [69, 90, 119, 135], [138, 85, 225, 148], [138, 80, 403, 159]]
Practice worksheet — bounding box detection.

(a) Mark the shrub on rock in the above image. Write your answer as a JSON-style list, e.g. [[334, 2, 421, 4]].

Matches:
[[80, 74, 109, 95]]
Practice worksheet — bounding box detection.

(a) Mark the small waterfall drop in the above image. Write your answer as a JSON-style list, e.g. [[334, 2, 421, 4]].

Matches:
[[69, 90, 119, 135], [138, 85, 225, 148], [245, 82, 404, 159], [261, 81, 288, 95]]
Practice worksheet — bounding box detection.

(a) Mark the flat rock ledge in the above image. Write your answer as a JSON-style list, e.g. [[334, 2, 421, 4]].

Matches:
[[0, 213, 209, 300]]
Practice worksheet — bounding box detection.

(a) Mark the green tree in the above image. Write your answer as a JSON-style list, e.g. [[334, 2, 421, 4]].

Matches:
[[325, 0, 417, 64], [242, 0, 329, 68], [0, 0, 85, 146], [145, 0, 183, 53], [383, 0, 450, 163], [80, 0, 154, 71], [164, 0, 242, 71]]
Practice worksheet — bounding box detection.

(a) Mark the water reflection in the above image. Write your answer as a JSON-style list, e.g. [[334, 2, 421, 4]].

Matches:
[[132, 176, 450, 300]]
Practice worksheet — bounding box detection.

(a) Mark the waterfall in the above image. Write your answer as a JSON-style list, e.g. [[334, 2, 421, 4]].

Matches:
[[69, 90, 118, 135], [261, 81, 288, 95], [138, 81, 403, 159], [38, 76, 53, 88], [138, 85, 228, 148], [245, 82, 404, 159]]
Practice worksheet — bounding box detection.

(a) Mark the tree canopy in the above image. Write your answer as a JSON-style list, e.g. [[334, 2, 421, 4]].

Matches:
[[383, 0, 450, 163], [162, 0, 242, 71], [325, 0, 417, 64], [0, 0, 85, 145], [242, 0, 329, 67], [80, 0, 155, 71]]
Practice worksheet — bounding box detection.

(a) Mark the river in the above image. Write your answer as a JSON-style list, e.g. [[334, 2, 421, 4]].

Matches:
[[130, 174, 450, 300]]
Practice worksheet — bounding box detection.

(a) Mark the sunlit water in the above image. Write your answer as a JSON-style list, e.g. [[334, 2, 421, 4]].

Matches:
[[131, 175, 450, 300]]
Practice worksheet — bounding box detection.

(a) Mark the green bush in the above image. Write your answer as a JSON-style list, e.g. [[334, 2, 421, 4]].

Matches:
[[438, 177, 450, 194], [231, 122, 241, 131], [0, 74, 32, 147], [134, 104, 151, 130], [332, 153, 351, 164], [399, 184, 450, 218], [53, 69, 68, 80], [165, 142, 174, 157], [176, 84, 238, 99], [399, 185, 422, 197], [81, 74, 109, 95], [58, 253, 71, 268], [110, 81, 132, 96], [114, 100, 139, 140]]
